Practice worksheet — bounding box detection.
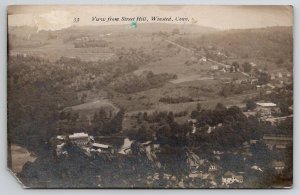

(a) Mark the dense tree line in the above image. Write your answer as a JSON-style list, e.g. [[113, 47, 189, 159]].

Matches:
[[8, 49, 151, 153], [19, 142, 158, 188], [219, 82, 255, 97], [189, 103, 267, 149], [178, 26, 293, 64], [159, 96, 194, 104], [111, 71, 177, 93], [91, 109, 124, 135]]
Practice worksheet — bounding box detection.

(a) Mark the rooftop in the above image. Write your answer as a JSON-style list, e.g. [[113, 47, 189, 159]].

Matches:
[[69, 132, 89, 139], [272, 160, 285, 167], [92, 143, 110, 149], [223, 171, 234, 178], [235, 175, 243, 180], [263, 135, 292, 141], [256, 102, 277, 107]]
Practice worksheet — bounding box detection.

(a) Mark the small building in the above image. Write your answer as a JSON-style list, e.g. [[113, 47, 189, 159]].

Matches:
[[250, 62, 257, 67], [213, 150, 224, 155], [91, 143, 114, 153], [265, 115, 292, 125], [256, 102, 277, 107], [211, 65, 218, 70], [263, 135, 292, 150], [222, 171, 243, 186], [56, 135, 66, 140], [69, 132, 89, 146], [250, 139, 259, 145], [270, 74, 276, 80], [208, 164, 219, 172], [251, 165, 263, 172], [272, 160, 285, 174], [255, 102, 278, 117], [199, 56, 207, 62], [56, 143, 65, 156]]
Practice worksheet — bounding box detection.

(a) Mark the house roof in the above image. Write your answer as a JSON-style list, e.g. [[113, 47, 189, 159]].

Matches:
[[57, 135, 66, 140], [272, 160, 285, 167], [69, 132, 88, 139], [263, 135, 292, 141], [266, 83, 275, 89], [92, 143, 110, 149], [140, 141, 152, 146], [235, 175, 243, 181], [251, 165, 263, 172], [223, 171, 234, 178], [256, 102, 277, 107]]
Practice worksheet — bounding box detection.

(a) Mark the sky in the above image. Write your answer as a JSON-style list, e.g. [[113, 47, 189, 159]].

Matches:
[[7, 5, 293, 31]]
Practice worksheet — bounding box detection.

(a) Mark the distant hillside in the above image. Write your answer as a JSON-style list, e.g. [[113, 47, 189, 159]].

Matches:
[[8, 23, 218, 37], [8, 26, 38, 36], [63, 23, 218, 35], [182, 26, 293, 61]]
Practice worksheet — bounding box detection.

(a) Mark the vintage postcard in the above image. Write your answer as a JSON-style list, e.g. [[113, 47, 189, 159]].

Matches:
[[7, 5, 293, 188]]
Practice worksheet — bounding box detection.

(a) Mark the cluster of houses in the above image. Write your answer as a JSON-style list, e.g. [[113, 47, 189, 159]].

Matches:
[[263, 134, 293, 150], [54, 132, 114, 157], [221, 171, 243, 186], [52, 94, 292, 187], [254, 102, 279, 118], [183, 100, 292, 187], [243, 101, 291, 121], [52, 129, 291, 188], [207, 59, 292, 95], [270, 72, 292, 80]]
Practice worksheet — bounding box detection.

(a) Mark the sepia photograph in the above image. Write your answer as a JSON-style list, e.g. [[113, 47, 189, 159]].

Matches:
[[7, 5, 293, 188]]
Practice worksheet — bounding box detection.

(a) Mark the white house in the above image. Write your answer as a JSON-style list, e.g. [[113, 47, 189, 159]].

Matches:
[[255, 102, 279, 117], [56, 143, 65, 156], [69, 132, 89, 146], [199, 56, 207, 62], [251, 165, 263, 172], [272, 160, 285, 174], [92, 143, 113, 153], [208, 164, 219, 172], [222, 171, 244, 186], [270, 74, 276, 80]]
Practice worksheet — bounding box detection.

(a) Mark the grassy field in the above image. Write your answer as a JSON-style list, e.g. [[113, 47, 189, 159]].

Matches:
[[126, 91, 257, 114], [121, 90, 258, 130], [9, 24, 291, 135], [64, 99, 119, 119], [9, 43, 115, 62]]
